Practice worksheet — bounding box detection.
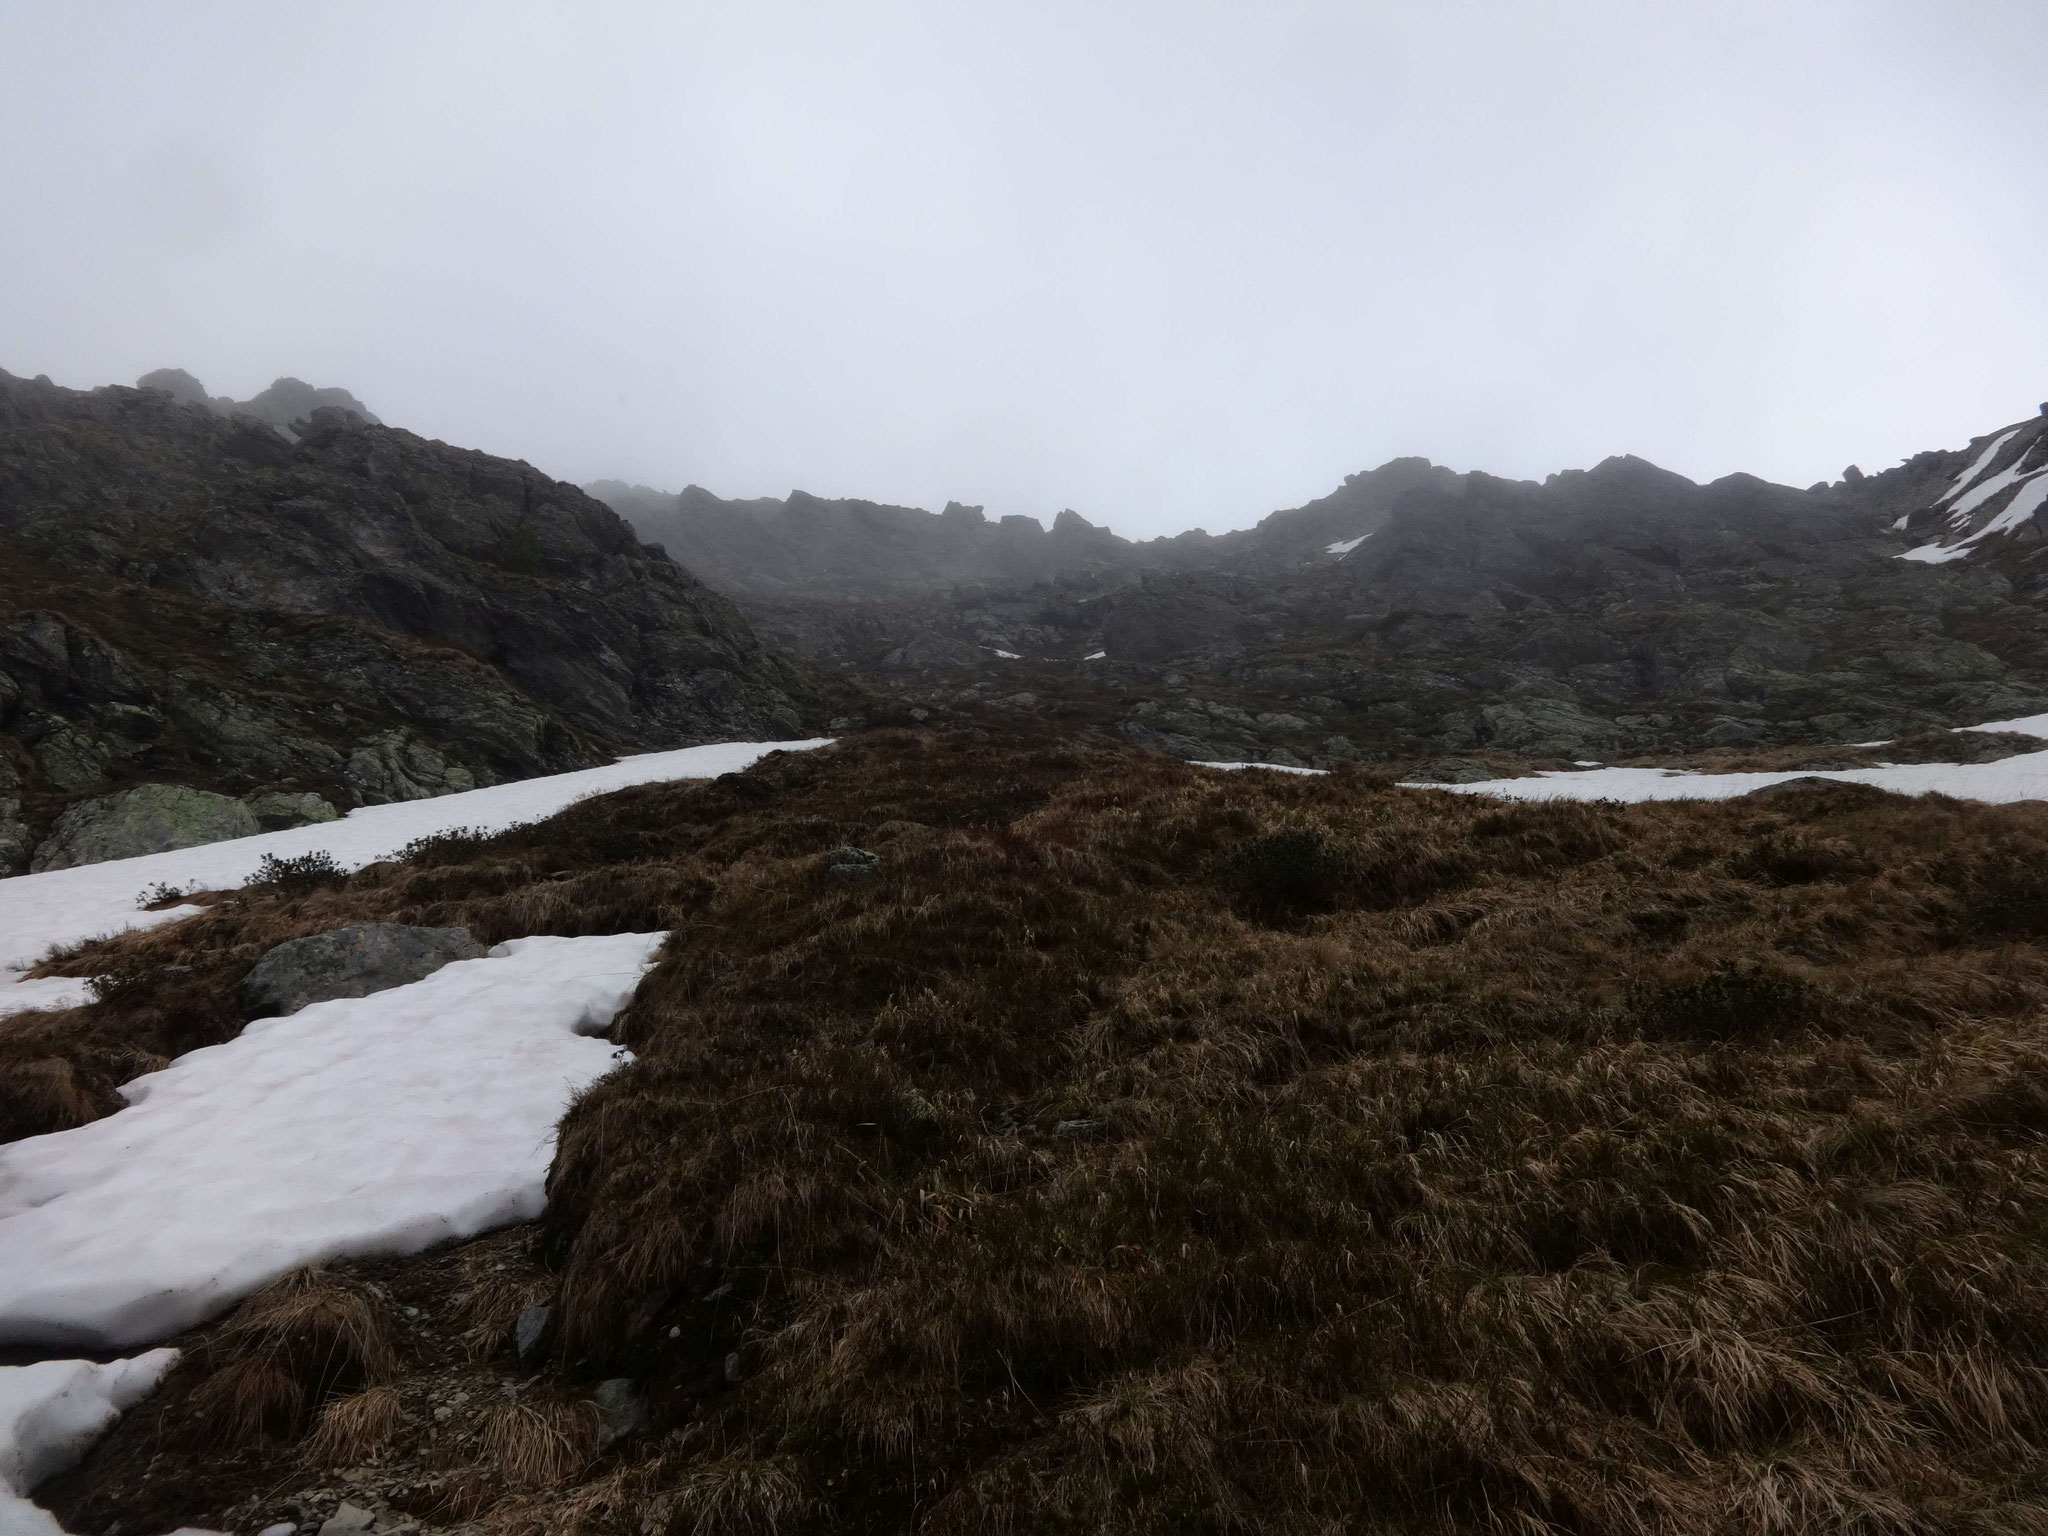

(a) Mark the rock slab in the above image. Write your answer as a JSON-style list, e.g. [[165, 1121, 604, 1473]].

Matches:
[[29, 784, 261, 873], [239, 923, 486, 1020]]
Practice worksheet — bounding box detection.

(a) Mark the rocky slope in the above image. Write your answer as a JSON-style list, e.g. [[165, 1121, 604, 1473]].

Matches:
[[612, 409, 2048, 768], [0, 369, 824, 872]]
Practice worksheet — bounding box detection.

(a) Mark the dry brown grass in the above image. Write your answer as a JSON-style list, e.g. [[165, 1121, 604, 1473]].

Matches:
[[303, 1385, 403, 1465], [528, 734, 2048, 1530], [36, 727, 2048, 1530], [192, 1268, 399, 1442], [481, 1396, 603, 1489]]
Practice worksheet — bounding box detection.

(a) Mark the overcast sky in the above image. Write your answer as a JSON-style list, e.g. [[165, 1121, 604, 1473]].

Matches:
[[5, 2, 2045, 537]]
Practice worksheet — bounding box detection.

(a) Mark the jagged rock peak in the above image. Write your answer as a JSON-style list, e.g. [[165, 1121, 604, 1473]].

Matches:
[[134, 369, 382, 438]]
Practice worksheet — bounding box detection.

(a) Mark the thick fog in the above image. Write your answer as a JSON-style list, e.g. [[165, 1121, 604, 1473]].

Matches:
[[5, 2, 2045, 535]]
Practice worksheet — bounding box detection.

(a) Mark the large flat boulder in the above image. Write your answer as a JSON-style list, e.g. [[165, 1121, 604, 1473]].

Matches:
[[239, 923, 487, 1019], [29, 784, 260, 872]]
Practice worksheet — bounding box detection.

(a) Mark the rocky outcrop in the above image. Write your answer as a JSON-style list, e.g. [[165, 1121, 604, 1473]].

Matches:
[[0, 369, 825, 870], [31, 784, 259, 872], [238, 923, 487, 1019], [135, 369, 383, 440]]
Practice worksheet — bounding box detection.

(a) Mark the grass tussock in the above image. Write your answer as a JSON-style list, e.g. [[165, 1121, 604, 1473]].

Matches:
[[192, 1267, 399, 1442], [481, 1396, 603, 1489], [304, 1385, 403, 1465]]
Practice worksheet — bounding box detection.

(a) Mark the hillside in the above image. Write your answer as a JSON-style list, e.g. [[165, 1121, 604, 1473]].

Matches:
[[0, 369, 825, 873], [14, 726, 2048, 1533]]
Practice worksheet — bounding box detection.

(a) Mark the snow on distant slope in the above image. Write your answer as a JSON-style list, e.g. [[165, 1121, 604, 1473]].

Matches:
[[1897, 422, 2048, 564], [0, 739, 827, 983], [0, 1351, 177, 1536], [1898, 543, 1971, 564], [1409, 752, 2048, 804], [0, 932, 664, 1351], [1941, 428, 2023, 503], [1325, 534, 1370, 556]]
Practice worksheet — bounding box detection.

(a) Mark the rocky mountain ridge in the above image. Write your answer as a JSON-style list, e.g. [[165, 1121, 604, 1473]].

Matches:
[[609, 406, 2048, 769], [586, 455, 1447, 598], [0, 369, 825, 873]]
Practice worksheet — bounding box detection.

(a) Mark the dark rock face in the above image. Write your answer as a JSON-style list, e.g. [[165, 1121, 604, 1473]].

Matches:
[[31, 783, 260, 872], [238, 923, 488, 1019], [0, 369, 823, 871]]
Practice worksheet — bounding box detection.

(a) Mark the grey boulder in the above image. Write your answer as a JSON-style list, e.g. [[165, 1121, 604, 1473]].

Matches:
[[244, 789, 341, 831], [239, 922, 487, 1019], [30, 783, 261, 872]]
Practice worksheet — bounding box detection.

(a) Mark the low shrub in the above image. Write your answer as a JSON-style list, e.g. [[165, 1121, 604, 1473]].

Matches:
[[248, 850, 345, 897]]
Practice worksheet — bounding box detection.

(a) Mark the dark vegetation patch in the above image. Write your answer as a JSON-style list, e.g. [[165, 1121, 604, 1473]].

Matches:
[[37, 725, 2048, 1532]]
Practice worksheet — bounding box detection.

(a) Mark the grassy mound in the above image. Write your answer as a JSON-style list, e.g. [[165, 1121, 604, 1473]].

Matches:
[[35, 728, 2048, 1532]]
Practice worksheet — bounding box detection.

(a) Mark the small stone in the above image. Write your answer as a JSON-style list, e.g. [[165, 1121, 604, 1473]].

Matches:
[[825, 847, 880, 880], [1054, 1118, 1108, 1139], [319, 1502, 375, 1536], [592, 1378, 648, 1448], [514, 1302, 553, 1363], [908, 707, 930, 722], [724, 1351, 743, 1384]]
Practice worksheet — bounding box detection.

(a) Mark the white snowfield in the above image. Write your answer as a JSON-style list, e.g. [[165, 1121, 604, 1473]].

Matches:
[[0, 739, 826, 989], [1410, 751, 2048, 804], [0, 932, 666, 1351], [1325, 533, 1370, 556], [0, 1350, 176, 1536]]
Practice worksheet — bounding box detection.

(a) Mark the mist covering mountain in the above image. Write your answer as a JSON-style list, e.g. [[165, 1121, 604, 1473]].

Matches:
[[133, 368, 384, 441]]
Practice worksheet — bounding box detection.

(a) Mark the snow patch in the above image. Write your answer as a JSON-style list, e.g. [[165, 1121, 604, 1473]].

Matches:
[[1958, 711, 2048, 738], [1939, 428, 2022, 503], [0, 976, 94, 1023], [1948, 449, 2042, 519], [987, 648, 1022, 660], [1973, 472, 2048, 541], [0, 740, 826, 977], [1325, 534, 1370, 556], [1195, 761, 1329, 776], [0, 932, 665, 1350], [1897, 543, 1971, 564], [1, 1350, 177, 1536], [1083, 651, 1107, 661], [1406, 752, 2048, 805]]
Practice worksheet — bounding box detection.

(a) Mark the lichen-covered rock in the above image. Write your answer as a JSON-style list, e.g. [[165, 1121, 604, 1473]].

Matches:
[[243, 790, 340, 831], [238, 923, 487, 1019], [30, 784, 261, 872]]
